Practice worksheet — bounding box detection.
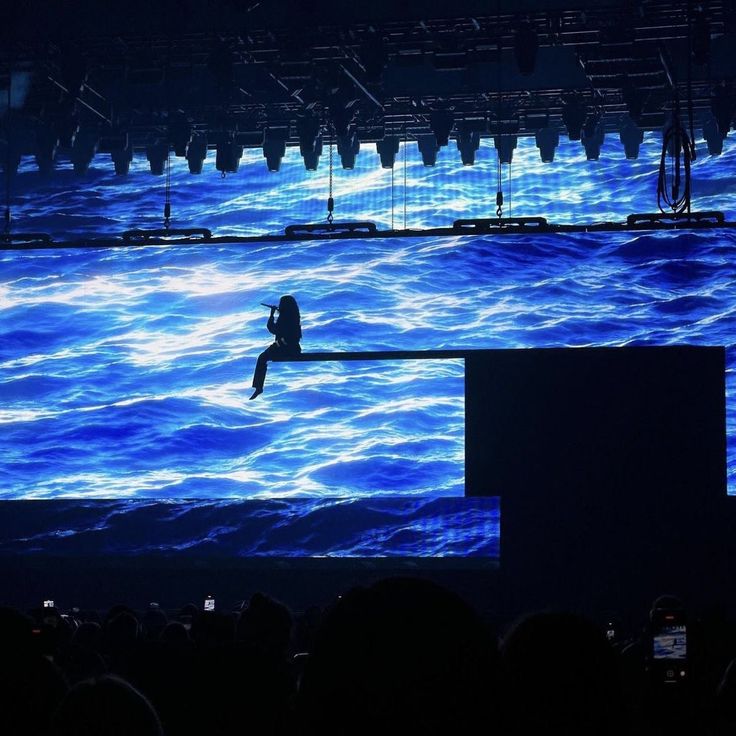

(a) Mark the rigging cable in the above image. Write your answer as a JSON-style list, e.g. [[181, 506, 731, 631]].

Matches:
[[494, 0, 504, 220], [164, 148, 171, 230], [686, 0, 697, 174], [390, 142, 395, 230], [657, 100, 694, 215], [656, 9, 697, 216], [496, 155, 503, 218], [164, 38, 172, 230], [4, 64, 11, 237], [327, 124, 334, 224], [403, 126, 407, 230], [508, 156, 512, 219]]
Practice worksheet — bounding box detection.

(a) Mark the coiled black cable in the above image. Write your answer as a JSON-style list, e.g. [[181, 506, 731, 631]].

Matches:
[[657, 109, 695, 215]]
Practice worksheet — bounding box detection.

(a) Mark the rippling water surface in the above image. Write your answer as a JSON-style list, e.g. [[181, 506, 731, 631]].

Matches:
[[1, 133, 734, 557]]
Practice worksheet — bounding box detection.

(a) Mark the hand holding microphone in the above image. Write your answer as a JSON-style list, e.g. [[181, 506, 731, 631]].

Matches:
[[260, 302, 279, 312]]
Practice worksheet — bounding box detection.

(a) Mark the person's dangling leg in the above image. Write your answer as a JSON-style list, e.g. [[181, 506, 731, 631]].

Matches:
[[250, 348, 270, 400]]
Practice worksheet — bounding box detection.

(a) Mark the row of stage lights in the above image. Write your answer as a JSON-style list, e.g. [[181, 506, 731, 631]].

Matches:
[[3, 109, 733, 178]]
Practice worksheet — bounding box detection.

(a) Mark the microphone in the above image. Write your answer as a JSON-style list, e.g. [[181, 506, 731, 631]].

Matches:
[[260, 302, 279, 310]]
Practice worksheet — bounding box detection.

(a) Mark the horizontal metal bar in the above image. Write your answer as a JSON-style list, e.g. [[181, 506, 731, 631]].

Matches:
[[1, 214, 734, 251]]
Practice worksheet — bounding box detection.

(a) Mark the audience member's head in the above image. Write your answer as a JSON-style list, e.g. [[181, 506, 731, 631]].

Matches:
[[160, 621, 190, 646], [190, 610, 235, 649], [299, 577, 497, 735], [56, 643, 108, 685], [0, 606, 35, 658], [142, 606, 168, 640], [0, 635, 69, 736], [73, 622, 102, 650], [500, 611, 625, 736], [51, 675, 162, 736], [649, 594, 685, 624], [105, 611, 139, 648], [236, 592, 292, 659]]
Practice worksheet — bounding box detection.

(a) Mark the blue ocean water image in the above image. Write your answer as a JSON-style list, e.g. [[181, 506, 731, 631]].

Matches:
[[1, 132, 735, 557]]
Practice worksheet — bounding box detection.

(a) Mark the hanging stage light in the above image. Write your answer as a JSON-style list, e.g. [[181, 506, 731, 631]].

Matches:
[[535, 126, 559, 163], [215, 139, 243, 174], [110, 133, 133, 175], [297, 116, 322, 170], [329, 102, 353, 140], [169, 118, 192, 157], [186, 134, 208, 174], [430, 110, 454, 147], [581, 116, 605, 160], [513, 20, 539, 76], [263, 138, 286, 172], [376, 135, 400, 168], [703, 115, 724, 155], [111, 147, 133, 175], [300, 137, 321, 171], [57, 107, 80, 149], [35, 124, 59, 175], [494, 134, 517, 165], [71, 130, 99, 175], [619, 115, 644, 159], [337, 128, 360, 169], [263, 127, 289, 172], [711, 83, 735, 139], [417, 133, 439, 166], [561, 96, 587, 141], [456, 130, 480, 165], [147, 139, 169, 175]]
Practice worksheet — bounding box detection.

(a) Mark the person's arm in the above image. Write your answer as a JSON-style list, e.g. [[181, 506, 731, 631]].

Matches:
[[267, 307, 277, 335]]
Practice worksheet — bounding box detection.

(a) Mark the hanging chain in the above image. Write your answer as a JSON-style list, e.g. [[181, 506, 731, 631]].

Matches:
[[4, 66, 12, 237], [495, 155, 503, 218], [391, 154, 395, 230], [507, 158, 511, 219], [327, 127, 334, 224], [164, 148, 171, 230], [164, 38, 172, 229], [403, 127, 407, 230]]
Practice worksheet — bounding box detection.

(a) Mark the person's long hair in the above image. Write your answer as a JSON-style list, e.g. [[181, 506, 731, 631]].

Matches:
[[278, 295, 301, 331]]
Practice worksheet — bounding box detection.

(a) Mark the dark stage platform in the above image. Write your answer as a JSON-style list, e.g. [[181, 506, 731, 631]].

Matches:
[[1, 345, 730, 619]]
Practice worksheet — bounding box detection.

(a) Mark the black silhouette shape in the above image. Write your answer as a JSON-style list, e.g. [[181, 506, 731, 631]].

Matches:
[[250, 295, 302, 400]]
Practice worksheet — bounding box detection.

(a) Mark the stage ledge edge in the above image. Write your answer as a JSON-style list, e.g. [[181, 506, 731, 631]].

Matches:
[[271, 345, 723, 362]]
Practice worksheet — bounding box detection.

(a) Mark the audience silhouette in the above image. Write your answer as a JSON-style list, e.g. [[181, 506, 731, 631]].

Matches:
[[4, 584, 736, 735]]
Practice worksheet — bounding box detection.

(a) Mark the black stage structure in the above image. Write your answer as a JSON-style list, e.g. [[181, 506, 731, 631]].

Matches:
[[0, 341, 729, 620]]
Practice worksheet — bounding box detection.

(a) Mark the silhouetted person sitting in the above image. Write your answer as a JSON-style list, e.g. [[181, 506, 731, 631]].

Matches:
[[499, 611, 627, 736], [250, 294, 301, 400], [51, 675, 162, 736]]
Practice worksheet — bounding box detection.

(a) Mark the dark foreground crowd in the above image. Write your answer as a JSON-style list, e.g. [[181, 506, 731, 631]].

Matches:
[[3, 578, 736, 735]]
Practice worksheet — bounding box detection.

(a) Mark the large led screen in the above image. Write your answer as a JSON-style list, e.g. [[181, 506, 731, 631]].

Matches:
[[1, 134, 734, 559]]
